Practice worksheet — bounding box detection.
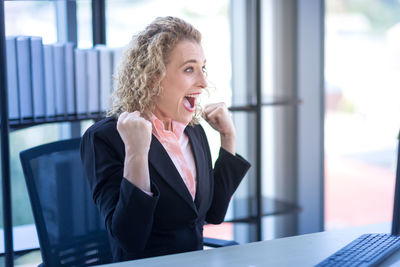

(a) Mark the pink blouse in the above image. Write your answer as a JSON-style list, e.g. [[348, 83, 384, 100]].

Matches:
[[149, 114, 197, 200]]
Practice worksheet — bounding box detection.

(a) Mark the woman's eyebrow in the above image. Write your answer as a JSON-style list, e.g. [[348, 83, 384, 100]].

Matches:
[[179, 59, 207, 67]]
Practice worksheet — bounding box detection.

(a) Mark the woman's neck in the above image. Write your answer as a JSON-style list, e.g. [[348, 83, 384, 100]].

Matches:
[[152, 111, 173, 131]]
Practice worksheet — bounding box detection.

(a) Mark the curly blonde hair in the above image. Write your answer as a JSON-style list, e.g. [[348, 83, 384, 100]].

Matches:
[[108, 16, 203, 124]]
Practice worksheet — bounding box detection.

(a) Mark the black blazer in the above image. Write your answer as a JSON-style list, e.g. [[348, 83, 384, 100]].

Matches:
[[80, 116, 251, 262]]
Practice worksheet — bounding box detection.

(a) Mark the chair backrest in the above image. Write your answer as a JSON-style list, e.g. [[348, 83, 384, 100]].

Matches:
[[20, 138, 112, 266]]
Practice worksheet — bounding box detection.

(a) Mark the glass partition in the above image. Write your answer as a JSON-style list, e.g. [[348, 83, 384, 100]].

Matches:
[[325, 0, 400, 230]]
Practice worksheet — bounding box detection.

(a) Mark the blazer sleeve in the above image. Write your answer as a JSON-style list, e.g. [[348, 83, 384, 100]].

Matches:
[[199, 128, 251, 224], [80, 122, 159, 253]]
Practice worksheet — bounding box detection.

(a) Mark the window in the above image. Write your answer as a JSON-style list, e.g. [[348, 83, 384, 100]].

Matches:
[[325, 0, 400, 230]]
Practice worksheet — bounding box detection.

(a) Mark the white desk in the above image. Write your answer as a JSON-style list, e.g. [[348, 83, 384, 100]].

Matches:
[[101, 222, 400, 267]]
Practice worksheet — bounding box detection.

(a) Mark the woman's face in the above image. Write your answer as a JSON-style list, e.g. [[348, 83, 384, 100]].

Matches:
[[153, 40, 207, 126]]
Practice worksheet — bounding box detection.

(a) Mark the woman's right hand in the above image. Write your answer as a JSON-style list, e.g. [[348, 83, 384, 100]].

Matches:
[[117, 111, 152, 192], [117, 111, 152, 156]]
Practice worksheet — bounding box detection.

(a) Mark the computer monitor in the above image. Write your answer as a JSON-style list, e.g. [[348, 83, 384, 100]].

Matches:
[[391, 130, 400, 235]]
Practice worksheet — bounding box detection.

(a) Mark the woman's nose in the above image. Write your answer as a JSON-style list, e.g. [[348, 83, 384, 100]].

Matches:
[[198, 71, 208, 88]]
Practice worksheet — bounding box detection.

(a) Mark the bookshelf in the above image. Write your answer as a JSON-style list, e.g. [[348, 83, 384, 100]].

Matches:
[[4, 39, 119, 131], [0, 1, 108, 266], [0, 0, 301, 266]]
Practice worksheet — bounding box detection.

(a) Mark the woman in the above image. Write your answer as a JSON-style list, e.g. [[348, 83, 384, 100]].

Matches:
[[81, 16, 251, 262]]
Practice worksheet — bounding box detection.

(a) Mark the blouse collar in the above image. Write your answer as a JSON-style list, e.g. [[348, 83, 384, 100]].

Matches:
[[150, 114, 187, 140]]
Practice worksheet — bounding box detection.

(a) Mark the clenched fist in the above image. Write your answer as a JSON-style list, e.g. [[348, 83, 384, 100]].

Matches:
[[202, 102, 236, 155], [117, 111, 152, 192], [117, 111, 152, 156]]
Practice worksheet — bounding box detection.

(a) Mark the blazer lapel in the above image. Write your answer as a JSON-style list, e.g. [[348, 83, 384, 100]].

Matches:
[[185, 126, 210, 215], [148, 135, 197, 213]]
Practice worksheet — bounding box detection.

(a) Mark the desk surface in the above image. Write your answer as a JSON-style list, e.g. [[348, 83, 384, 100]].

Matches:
[[101, 222, 400, 267]]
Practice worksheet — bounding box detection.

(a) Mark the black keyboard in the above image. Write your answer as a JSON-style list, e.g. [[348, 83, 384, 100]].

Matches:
[[316, 234, 400, 266]]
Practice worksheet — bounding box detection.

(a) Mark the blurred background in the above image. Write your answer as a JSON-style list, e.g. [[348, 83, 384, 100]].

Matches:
[[325, 0, 400, 230], [2, 0, 400, 266]]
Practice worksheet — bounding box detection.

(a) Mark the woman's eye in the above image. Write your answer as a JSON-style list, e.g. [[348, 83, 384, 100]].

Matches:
[[184, 66, 207, 74]]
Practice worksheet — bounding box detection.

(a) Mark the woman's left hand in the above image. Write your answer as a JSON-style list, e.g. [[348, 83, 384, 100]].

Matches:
[[203, 102, 236, 155]]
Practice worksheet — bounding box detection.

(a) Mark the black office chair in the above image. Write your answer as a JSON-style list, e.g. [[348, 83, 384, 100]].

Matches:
[[20, 138, 112, 266], [20, 138, 237, 266]]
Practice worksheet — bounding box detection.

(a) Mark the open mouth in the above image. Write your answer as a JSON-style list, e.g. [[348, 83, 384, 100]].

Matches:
[[183, 94, 198, 112]]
